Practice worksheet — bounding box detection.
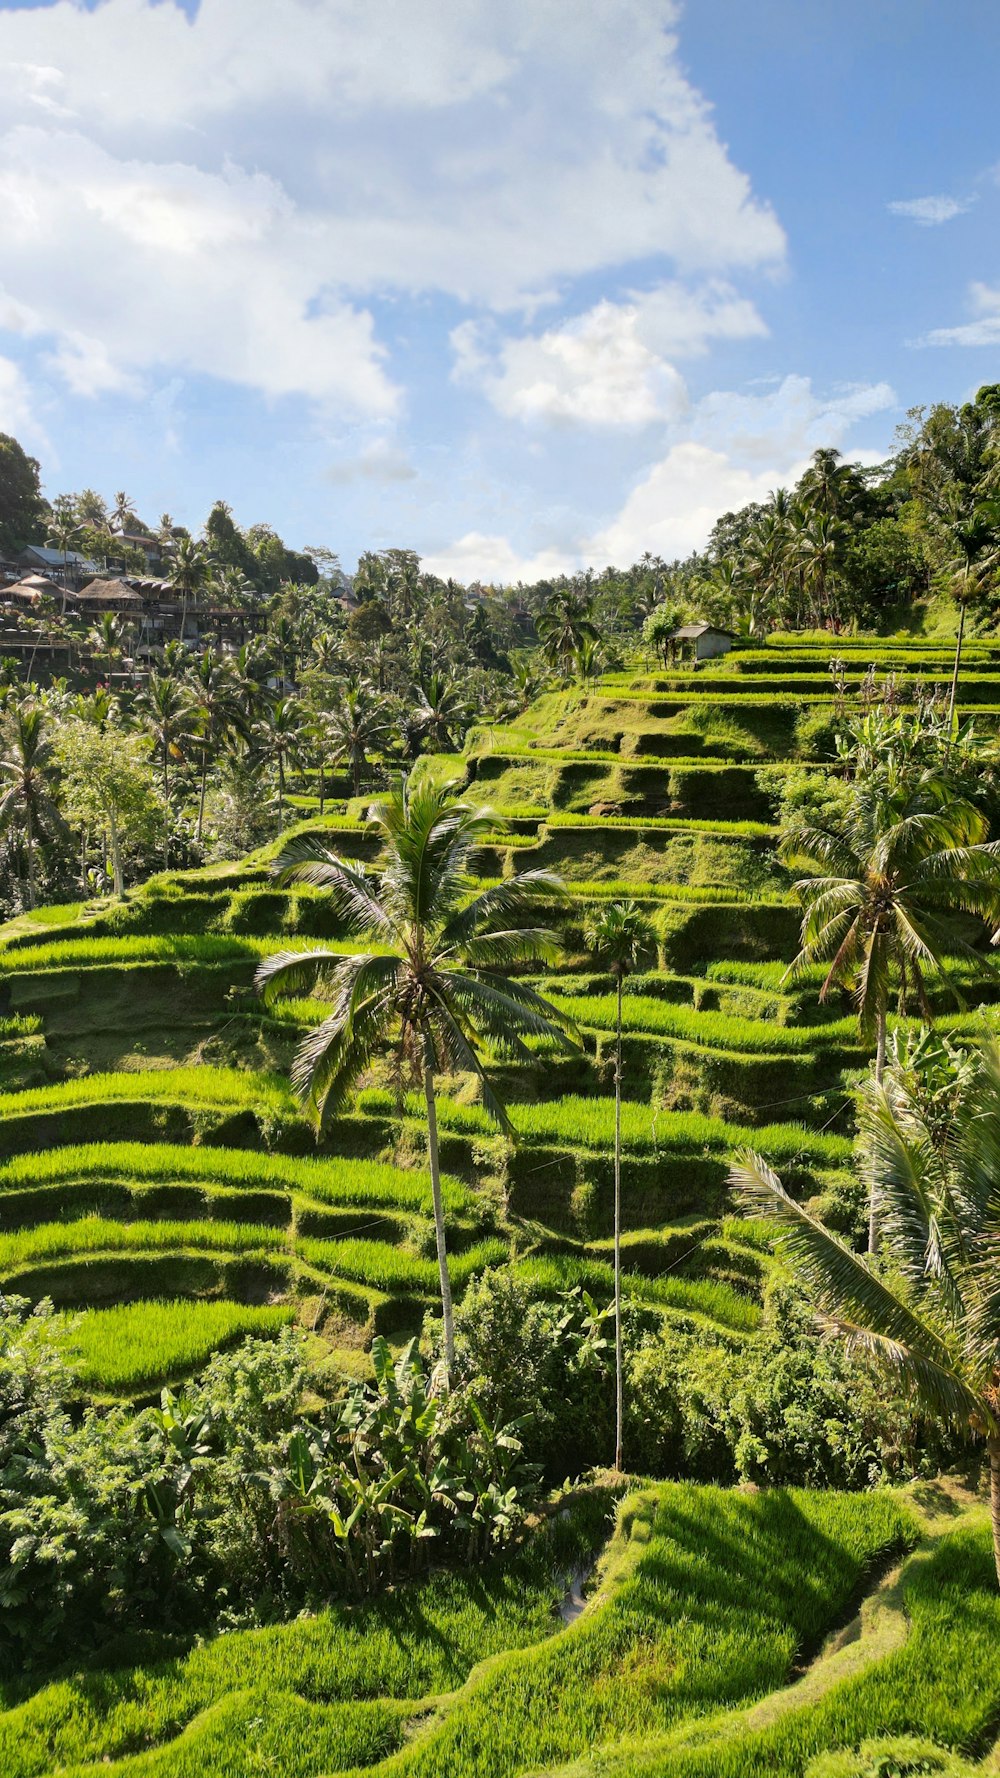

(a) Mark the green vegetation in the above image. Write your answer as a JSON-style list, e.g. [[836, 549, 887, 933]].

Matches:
[[67, 1299, 294, 1391], [2, 389, 1000, 1771]]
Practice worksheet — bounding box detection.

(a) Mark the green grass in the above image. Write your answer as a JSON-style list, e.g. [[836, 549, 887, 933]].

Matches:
[[0, 1067, 296, 1121], [329, 1485, 914, 1778], [297, 1235, 508, 1295], [513, 1254, 761, 1330], [0, 1143, 475, 1216], [64, 1299, 294, 1390], [544, 813, 778, 839], [356, 1089, 853, 1166], [548, 994, 862, 1057], [0, 1494, 613, 1778], [594, 1515, 1000, 1777], [0, 933, 386, 974], [0, 1216, 282, 1270]]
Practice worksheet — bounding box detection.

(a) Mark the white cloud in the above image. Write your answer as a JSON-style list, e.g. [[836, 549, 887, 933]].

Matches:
[[422, 531, 582, 587], [452, 281, 766, 427], [452, 306, 687, 428], [690, 374, 896, 464], [326, 440, 418, 484], [0, 126, 397, 413], [426, 374, 897, 580], [587, 442, 796, 564], [915, 281, 1000, 348], [888, 194, 975, 226], [0, 0, 784, 415], [0, 354, 47, 450]]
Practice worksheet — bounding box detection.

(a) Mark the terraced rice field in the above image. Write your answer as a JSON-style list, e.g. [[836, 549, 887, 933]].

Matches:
[[4, 636, 1000, 1393], [0, 1480, 924, 1778]]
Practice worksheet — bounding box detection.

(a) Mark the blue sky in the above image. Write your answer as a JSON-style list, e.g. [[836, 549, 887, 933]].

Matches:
[[0, 0, 996, 583]]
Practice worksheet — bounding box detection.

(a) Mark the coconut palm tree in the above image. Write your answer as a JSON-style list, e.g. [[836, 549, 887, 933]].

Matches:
[[168, 537, 210, 647], [253, 695, 307, 822], [188, 651, 244, 841], [255, 780, 579, 1378], [782, 760, 1000, 1252], [536, 588, 599, 679], [110, 491, 139, 536], [730, 1032, 1000, 1586], [583, 900, 656, 1471], [88, 612, 122, 685], [325, 683, 389, 798], [412, 673, 471, 753], [140, 671, 195, 808], [0, 701, 66, 909]]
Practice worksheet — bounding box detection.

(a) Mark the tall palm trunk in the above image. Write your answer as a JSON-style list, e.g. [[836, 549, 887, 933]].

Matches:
[[23, 804, 36, 910], [197, 755, 209, 843], [613, 972, 624, 1472], [423, 1035, 455, 1383], [868, 1003, 888, 1256], [948, 598, 967, 731], [109, 804, 123, 898], [278, 753, 285, 821], [982, 1436, 989, 1593], [318, 761, 326, 818]]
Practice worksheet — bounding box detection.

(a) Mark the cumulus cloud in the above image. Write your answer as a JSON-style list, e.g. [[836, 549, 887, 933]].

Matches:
[[915, 281, 1000, 348], [427, 373, 897, 581], [0, 0, 784, 417], [690, 374, 896, 464], [421, 531, 584, 587], [888, 194, 975, 226], [452, 281, 765, 427], [587, 442, 794, 564], [326, 440, 418, 484], [0, 354, 43, 446]]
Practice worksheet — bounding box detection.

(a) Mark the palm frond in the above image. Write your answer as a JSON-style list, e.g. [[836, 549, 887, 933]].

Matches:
[[730, 1148, 962, 1371]]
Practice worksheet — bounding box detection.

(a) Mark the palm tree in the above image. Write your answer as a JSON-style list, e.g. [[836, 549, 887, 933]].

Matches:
[[782, 763, 1000, 1251], [731, 1033, 1000, 1586], [140, 670, 194, 807], [88, 612, 122, 684], [939, 499, 1000, 726], [188, 651, 244, 841], [536, 588, 599, 679], [255, 781, 579, 1378], [46, 509, 81, 610], [253, 695, 307, 822], [796, 512, 843, 629], [583, 901, 656, 1472], [413, 673, 470, 752], [110, 491, 138, 536], [168, 537, 210, 647], [0, 702, 65, 908], [325, 683, 389, 798]]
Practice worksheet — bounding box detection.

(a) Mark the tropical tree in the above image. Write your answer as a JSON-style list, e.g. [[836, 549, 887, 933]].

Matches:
[[412, 673, 471, 752], [88, 612, 122, 685], [188, 652, 244, 841], [168, 537, 210, 645], [255, 781, 578, 1377], [583, 900, 656, 1471], [731, 1031, 1000, 1585], [46, 508, 81, 606], [140, 670, 195, 815], [0, 702, 65, 908], [325, 683, 389, 798], [253, 695, 307, 822], [782, 744, 1000, 1251], [536, 588, 598, 679], [57, 714, 164, 897], [109, 491, 138, 536]]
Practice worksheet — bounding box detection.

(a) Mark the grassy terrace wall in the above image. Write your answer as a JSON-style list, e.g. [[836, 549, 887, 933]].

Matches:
[[4, 639, 998, 1389]]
